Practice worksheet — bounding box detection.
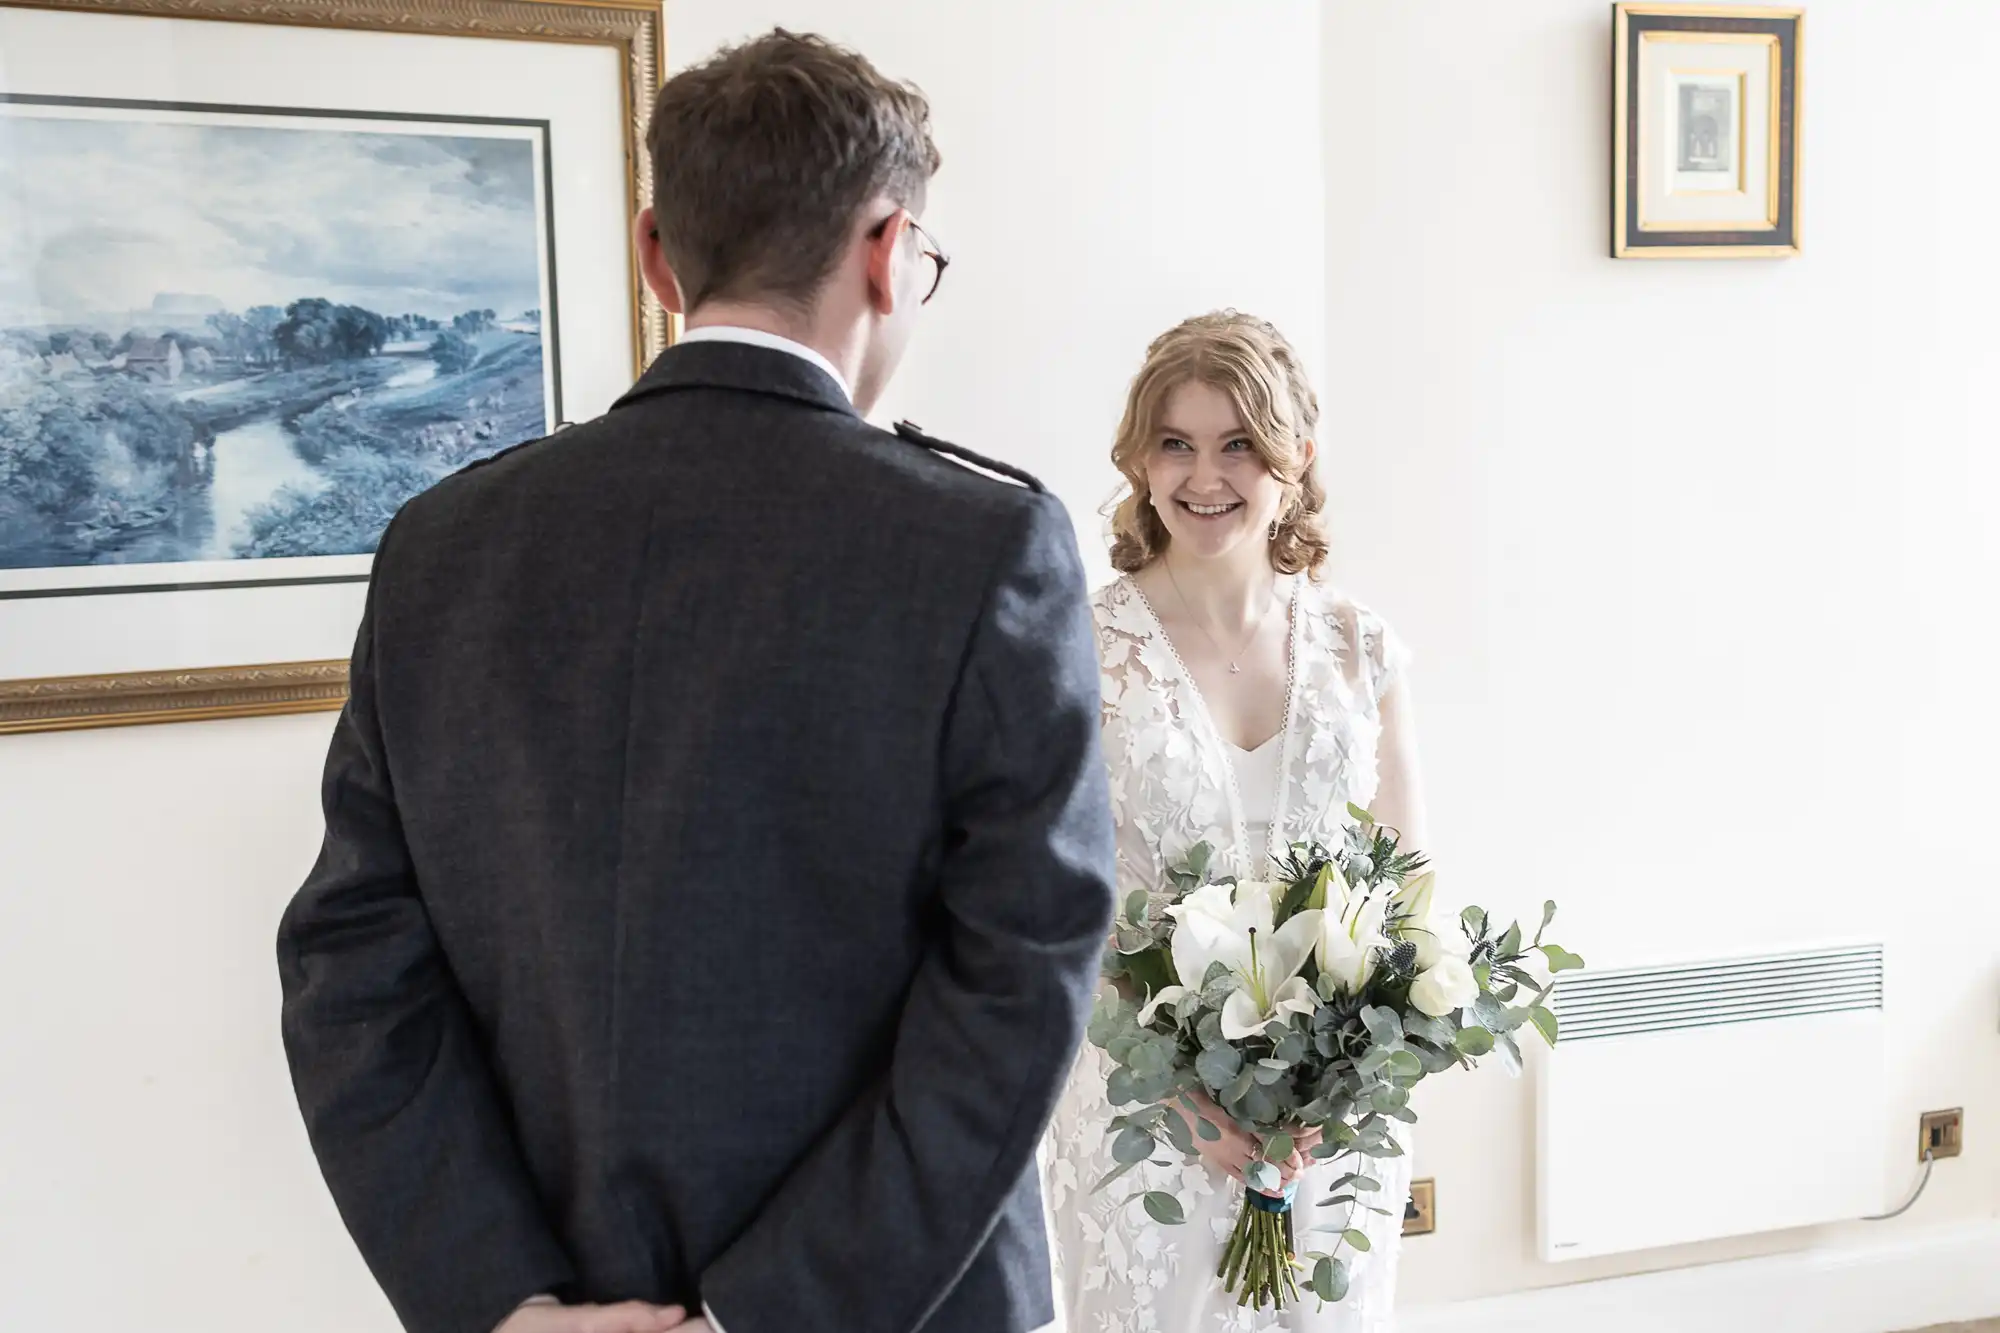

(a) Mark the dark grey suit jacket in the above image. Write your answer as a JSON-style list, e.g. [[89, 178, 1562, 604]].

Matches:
[[277, 342, 1116, 1333]]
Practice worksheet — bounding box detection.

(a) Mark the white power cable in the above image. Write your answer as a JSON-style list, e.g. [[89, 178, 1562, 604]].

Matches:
[[1862, 1149, 1936, 1222]]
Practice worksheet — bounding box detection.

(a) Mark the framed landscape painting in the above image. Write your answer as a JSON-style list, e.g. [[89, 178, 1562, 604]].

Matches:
[[1612, 4, 1804, 259], [0, 0, 665, 733]]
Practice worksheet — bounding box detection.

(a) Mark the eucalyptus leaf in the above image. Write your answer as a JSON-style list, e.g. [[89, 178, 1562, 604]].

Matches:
[[1187, 842, 1213, 880], [1496, 1030, 1523, 1077], [1347, 802, 1374, 825], [1196, 1116, 1223, 1142], [1536, 899, 1557, 947], [1142, 1190, 1186, 1225], [1370, 1084, 1410, 1114], [1239, 1082, 1280, 1125], [1126, 1039, 1170, 1079], [1112, 1125, 1157, 1166], [1196, 1044, 1244, 1088], [1252, 1063, 1287, 1086], [1461, 905, 1488, 939], [1529, 1004, 1560, 1046], [1086, 1009, 1119, 1049], [1106, 1067, 1140, 1106], [1540, 944, 1587, 973], [1246, 1161, 1283, 1194], [1224, 1067, 1257, 1105], [1310, 1140, 1344, 1159], [1472, 993, 1509, 1032], [1341, 1228, 1373, 1252], [1091, 1158, 1143, 1193], [1360, 1006, 1403, 1046], [1386, 1050, 1424, 1080], [1454, 1025, 1495, 1057], [1497, 921, 1523, 959], [1161, 1109, 1195, 1156], [1327, 1172, 1381, 1194], [1124, 890, 1150, 926], [1264, 1132, 1295, 1162]]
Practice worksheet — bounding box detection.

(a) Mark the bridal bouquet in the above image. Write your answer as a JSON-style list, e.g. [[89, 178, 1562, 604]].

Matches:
[[1088, 807, 1584, 1311]]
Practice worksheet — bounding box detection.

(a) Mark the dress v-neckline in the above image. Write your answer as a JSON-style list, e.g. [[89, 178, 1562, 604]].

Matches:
[[1122, 574, 1303, 875]]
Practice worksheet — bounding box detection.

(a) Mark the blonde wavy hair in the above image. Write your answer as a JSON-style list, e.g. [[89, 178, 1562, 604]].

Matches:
[[1107, 310, 1327, 576]]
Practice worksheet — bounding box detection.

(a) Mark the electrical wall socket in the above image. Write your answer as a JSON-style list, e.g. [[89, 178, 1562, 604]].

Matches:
[[1404, 1178, 1436, 1236], [1920, 1108, 1963, 1161]]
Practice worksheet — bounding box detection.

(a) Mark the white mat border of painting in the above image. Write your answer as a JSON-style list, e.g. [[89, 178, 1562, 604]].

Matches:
[[0, 5, 633, 680]]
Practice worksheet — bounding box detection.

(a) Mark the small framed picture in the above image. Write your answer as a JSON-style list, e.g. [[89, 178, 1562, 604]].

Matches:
[[1613, 4, 1805, 258]]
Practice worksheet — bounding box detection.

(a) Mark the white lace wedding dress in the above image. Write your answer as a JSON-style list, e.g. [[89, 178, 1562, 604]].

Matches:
[[1045, 575, 1413, 1333]]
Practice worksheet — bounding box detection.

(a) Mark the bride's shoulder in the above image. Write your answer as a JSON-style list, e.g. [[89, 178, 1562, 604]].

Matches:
[[1296, 576, 1408, 689], [1090, 574, 1146, 626], [1295, 574, 1390, 629]]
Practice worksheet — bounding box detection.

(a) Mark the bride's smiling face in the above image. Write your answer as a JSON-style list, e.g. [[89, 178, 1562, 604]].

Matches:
[[1144, 380, 1289, 564]]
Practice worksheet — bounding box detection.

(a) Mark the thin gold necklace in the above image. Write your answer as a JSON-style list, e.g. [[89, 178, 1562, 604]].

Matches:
[[1163, 560, 1279, 675]]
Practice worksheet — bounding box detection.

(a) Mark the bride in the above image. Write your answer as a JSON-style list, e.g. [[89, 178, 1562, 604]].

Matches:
[[1046, 311, 1425, 1332]]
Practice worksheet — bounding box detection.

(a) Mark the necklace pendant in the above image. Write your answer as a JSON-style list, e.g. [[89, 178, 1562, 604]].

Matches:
[[1229, 662, 1242, 674]]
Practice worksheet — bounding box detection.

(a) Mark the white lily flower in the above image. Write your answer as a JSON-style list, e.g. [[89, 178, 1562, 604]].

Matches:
[[1317, 881, 1391, 996], [1388, 870, 1473, 970], [1136, 985, 1186, 1026], [1410, 956, 1479, 1017], [1163, 880, 1323, 1040], [1391, 870, 1437, 926]]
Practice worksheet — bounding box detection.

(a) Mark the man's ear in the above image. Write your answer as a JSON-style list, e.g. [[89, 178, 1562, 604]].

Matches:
[[633, 207, 686, 315], [863, 209, 909, 317]]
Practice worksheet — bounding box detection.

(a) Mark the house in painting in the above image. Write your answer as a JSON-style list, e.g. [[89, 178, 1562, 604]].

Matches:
[[124, 336, 184, 383]]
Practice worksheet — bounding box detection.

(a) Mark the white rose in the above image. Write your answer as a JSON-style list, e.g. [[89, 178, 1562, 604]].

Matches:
[[1410, 957, 1479, 1018], [1410, 911, 1473, 970]]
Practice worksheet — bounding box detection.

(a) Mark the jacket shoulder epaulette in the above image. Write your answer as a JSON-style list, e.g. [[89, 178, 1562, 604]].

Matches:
[[892, 420, 1045, 493]]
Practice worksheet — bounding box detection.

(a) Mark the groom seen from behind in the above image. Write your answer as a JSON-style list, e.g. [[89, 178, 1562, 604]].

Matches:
[[277, 29, 1116, 1333]]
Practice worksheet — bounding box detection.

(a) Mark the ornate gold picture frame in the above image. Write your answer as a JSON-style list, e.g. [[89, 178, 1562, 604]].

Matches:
[[1613, 4, 1804, 259], [0, 0, 665, 734]]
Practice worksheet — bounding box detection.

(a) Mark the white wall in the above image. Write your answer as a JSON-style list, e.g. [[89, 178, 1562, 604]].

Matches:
[[666, 0, 1327, 578], [1319, 0, 2000, 1312], [0, 3, 1323, 1329]]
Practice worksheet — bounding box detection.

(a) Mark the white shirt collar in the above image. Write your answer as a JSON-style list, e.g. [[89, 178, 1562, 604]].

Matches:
[[677, 325, 851, 402]]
